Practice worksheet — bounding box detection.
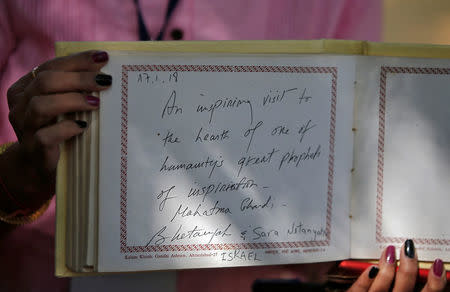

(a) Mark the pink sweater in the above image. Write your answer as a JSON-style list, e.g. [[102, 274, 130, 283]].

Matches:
[[0, 0, 380, 290]]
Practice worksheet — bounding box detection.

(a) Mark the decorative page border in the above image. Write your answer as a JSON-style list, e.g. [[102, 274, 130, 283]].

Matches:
[[120, 65, 337, 253], [376, 66, 450, 245]]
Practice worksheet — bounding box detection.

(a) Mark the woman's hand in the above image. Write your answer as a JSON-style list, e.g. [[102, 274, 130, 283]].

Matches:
[[1, 50, 110, 210], [349, 240, 447, 292]]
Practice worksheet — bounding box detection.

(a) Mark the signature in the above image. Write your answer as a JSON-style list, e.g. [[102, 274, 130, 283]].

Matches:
[[145, 224, 232, 246]]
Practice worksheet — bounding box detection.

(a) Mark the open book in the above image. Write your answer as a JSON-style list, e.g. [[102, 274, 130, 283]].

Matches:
[[55, 40, 450, 276]]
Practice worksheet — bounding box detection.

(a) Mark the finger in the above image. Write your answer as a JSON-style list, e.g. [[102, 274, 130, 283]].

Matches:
[[393, 239, 418, 292], [24, 93, 99, 131], [422, 259, 447, 292], [7, 50, 109, 98], [348, 266, 379, 292], [33, 119, 88, 147], [38, 50, 109, 72], [28, 119, 88, 170], [369, 245, 397, 292], [24, 71, 112, 97], [8, 92, 28, 140]]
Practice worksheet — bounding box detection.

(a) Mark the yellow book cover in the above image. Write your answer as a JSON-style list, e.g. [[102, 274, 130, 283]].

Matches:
[[55, 39, 450, 277]]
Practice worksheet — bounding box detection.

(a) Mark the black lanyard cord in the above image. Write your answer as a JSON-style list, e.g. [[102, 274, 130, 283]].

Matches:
[[133, 0, 180, 41]]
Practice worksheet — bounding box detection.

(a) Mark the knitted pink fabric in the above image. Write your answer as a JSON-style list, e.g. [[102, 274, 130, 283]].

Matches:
[[0, 0, 380, 290]]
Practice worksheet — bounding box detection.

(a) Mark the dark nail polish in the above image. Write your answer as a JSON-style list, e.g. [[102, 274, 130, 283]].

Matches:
[[86, 95, 100, 106], [95, 74, 112, 86], [92, 51, 108, 63], [368, 266, 379, 279], [386, 245, 396, 264], [433, 259, 444, 277], [404, 239, 415, 259], [75, 120, 87, 128]]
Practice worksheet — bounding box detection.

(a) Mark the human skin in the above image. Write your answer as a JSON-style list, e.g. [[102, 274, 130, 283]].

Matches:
[[348, 243, 446, 292], [0, 51, 109, 215]]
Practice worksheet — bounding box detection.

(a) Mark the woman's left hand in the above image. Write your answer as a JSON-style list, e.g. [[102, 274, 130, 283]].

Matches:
[[349, 240, 446, 292]]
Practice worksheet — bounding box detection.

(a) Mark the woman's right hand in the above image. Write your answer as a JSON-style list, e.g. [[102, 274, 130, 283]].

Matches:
[[2, 50, 111, 210]]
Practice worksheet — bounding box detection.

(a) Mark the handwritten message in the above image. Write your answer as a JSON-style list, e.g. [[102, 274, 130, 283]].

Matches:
[[117, 63, 338, 267]]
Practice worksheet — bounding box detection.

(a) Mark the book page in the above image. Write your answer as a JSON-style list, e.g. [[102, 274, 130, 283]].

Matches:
[[98, 53, 355, 272], [351, 57, 450, 261]]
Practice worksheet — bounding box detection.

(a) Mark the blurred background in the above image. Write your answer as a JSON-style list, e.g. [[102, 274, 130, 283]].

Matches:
[[384, 0, 450, 44]]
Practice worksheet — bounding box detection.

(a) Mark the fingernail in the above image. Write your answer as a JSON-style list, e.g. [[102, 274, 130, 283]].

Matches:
[[86, 95, 99, 106], [96, 74, 112, 86], [433, 259, 444, 277], [404, 239, 415, 259], [75, 120, 87, 128], [92, 51, 108, 63], [386, 245, 396, 264], [368, 266, 379, 279]]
